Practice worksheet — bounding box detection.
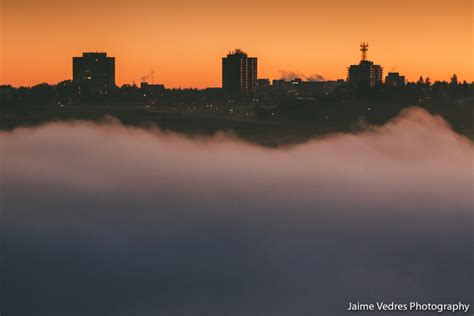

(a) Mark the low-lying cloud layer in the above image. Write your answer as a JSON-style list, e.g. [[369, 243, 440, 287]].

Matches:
[[1, 108, 472, 316]]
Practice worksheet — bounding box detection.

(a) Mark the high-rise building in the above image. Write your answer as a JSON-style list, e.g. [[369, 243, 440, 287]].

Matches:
[[222, 49, 257, 98], [347, 43, 383, 87], [73, 52, 115, 94], [385, 72, 405, 87]]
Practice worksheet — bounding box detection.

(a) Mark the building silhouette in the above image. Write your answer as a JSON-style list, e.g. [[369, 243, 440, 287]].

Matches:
[[222, 49, 257, 98], [73, 52, 115, 94], [140, 82, 165, 92], [385, 72, 405, 87], [348, 43, 383, 87]]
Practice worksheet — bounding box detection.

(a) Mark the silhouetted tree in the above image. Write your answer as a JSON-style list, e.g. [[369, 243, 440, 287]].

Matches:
[[30, 83, 55, 105], [450, 74, 458, 86], [417, 76, 424, 86], [425, 77, 431, 87], [57, 80, 79, 104]]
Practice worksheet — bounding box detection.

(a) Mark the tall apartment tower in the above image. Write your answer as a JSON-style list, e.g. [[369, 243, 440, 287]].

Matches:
[[73, 52, 115, 94], [347, 43, 383, 87], [222, 49, 257, 99]]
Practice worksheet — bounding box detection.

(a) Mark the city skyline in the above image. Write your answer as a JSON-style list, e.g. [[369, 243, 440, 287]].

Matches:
[[67, 44, 405, 95], [1, 43, 471, 90], [1, 0, 472, 88]]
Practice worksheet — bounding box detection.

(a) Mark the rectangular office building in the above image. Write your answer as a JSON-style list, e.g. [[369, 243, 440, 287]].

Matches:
[[73, 52, 115, 94]]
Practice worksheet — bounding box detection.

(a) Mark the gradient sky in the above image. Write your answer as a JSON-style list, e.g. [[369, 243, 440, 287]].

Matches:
[[1, 0, 473, 88]]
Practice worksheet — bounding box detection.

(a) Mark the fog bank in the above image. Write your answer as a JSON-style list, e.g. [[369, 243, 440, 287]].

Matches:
[[1, 107, 472, 316]]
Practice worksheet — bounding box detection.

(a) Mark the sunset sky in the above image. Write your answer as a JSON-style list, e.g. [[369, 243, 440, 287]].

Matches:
[[1, 0, 472, 88]]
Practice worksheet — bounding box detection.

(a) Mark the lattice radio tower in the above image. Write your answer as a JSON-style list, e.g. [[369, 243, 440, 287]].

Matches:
[[360, 42, 369, 61]]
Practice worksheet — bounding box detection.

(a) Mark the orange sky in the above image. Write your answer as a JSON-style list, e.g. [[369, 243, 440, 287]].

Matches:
[[1, 0, 472, 88]]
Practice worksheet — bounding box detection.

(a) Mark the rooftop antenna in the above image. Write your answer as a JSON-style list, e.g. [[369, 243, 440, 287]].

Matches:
[[360, 42, 369, 61]]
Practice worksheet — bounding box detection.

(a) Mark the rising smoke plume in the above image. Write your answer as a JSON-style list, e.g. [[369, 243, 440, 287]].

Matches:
[[279, 70, 325, 81]]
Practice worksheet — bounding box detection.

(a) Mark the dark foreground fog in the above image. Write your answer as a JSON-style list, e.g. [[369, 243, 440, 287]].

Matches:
[[1, 107, 472, 316]]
